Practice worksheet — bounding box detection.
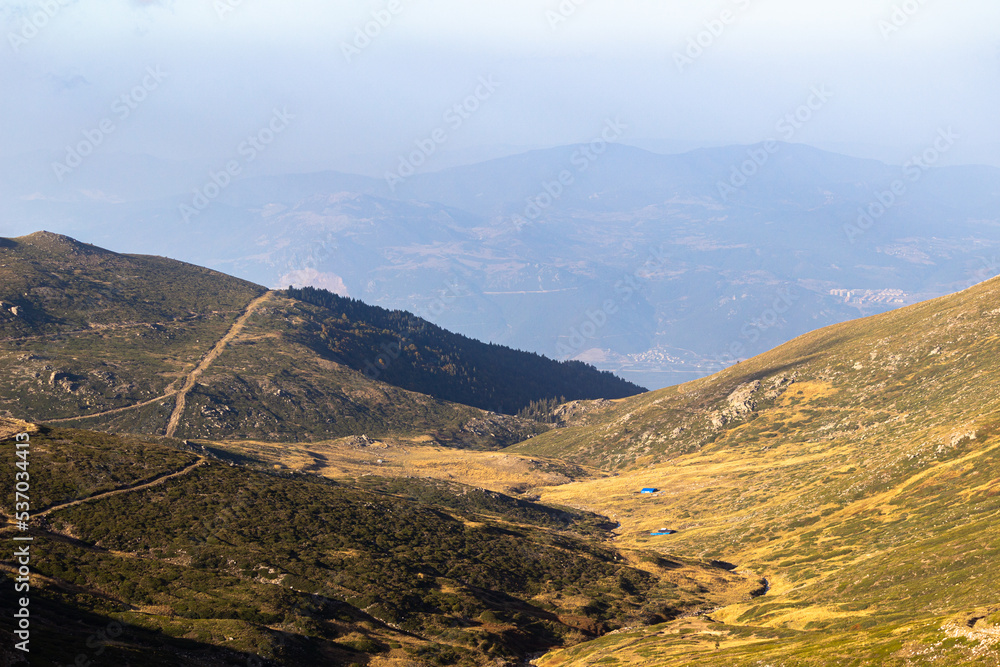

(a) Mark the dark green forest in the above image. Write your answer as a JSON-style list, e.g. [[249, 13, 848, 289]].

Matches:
[[285, 286, 645, 415]]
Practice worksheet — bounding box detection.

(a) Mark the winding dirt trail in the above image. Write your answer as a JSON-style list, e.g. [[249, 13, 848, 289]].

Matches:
[[45, 293, 274, 427], [46, 391, 180, 424], [164, 291, 273, 437], [35, 458, 207, 518]]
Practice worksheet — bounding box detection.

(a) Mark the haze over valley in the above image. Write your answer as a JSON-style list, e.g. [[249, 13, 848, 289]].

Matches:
[[4, 141, 999, 389]]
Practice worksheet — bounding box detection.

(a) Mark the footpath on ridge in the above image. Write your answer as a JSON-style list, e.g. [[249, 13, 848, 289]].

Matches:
[[43, 291, 274, 436]]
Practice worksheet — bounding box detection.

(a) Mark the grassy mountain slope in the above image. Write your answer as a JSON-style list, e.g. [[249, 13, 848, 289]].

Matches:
[[140, 291, 538, 446], [0, 426, 756, 666], [510, 276, 1000, 665], [0, 232, 264, 421], [0, 231, 264, 335], [0, 232, 638, 447]]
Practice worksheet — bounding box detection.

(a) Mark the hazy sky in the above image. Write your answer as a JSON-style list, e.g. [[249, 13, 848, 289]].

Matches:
[[2, 0, 998, 175]]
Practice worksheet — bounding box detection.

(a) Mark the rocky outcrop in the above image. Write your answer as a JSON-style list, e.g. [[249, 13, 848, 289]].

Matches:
[[710, 380, 761, 429], [709, 375, 795, 429], [551, 398, 613, 425]]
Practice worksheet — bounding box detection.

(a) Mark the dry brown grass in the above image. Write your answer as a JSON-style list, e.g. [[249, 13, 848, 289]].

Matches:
[[202, 435, 601, 494], [0, 417, 35, 440]]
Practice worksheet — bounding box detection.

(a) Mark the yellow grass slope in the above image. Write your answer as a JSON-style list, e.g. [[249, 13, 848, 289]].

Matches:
[[516, 275, 1000, 665]]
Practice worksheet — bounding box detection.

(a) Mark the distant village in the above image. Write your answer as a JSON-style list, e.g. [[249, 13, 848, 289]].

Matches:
[[829, 288, 908, 307]]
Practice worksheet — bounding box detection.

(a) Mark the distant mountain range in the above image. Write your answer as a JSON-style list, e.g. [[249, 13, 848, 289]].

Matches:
[[2, 142, 998, 388]]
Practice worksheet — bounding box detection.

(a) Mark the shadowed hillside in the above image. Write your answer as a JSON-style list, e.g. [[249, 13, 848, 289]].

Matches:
[[285, 285, 645, 414]]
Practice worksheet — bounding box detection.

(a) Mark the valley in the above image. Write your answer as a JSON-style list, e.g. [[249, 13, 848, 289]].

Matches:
[[198, 436, 596, 497], [2, 233, 1000, 665], [6, 4, 997, 665]]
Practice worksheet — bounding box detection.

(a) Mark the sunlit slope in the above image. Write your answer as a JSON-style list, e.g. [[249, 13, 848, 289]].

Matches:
[[514, 276, 1000, 665], [511, 273, 1000, 471]]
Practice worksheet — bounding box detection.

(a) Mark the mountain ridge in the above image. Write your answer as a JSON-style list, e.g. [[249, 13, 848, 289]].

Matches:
[[5, 144, 998, 389], [0, 232, 641, 446], [511, 271, 1000, 467]]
